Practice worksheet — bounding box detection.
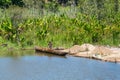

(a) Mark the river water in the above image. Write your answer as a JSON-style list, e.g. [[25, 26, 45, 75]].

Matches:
[[0, 51, 120, 80]]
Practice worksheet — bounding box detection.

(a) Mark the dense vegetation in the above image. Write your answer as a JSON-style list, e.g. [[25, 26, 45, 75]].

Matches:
[[0, 0, 120, 49]]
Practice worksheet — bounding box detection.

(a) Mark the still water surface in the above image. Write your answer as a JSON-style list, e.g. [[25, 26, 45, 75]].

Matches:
[[0, 52, 120, 80]]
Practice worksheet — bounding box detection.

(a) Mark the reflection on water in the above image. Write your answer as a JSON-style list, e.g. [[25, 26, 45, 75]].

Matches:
[[0, 52, 120, 80], [35, 52, 66, 58], [0, 50, 34, 57]]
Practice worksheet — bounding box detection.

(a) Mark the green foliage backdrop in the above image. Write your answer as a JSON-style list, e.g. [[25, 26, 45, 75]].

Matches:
[[0, 0, 120, 48]]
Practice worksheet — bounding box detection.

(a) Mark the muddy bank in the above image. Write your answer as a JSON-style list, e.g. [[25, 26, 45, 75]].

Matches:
[[63, 44, 120, 63]]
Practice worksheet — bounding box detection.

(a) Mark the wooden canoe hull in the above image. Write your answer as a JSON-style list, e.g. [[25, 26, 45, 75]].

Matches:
[[35, 46, 68, 56]]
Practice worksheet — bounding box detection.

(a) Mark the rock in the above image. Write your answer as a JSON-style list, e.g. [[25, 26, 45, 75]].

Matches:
[[68, 45, 84, 54], [110, 48, 120, 54], [102, 53, 120, 62], [62, 43, 120, 63], [80, 43, 95, 51], [64, 44, 95, 55], [91, 46, 113, 56]]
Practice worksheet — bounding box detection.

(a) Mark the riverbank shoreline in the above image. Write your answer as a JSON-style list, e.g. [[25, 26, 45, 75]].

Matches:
[[62, 44, 120, 63], [1, 43, 120, 63]]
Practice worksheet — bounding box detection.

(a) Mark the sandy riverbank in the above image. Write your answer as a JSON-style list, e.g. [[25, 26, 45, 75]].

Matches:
[[63, 44, 120, 63]]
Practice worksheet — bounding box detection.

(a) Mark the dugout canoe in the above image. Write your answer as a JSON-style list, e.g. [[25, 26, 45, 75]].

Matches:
[[35, 46, 68, 56]]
